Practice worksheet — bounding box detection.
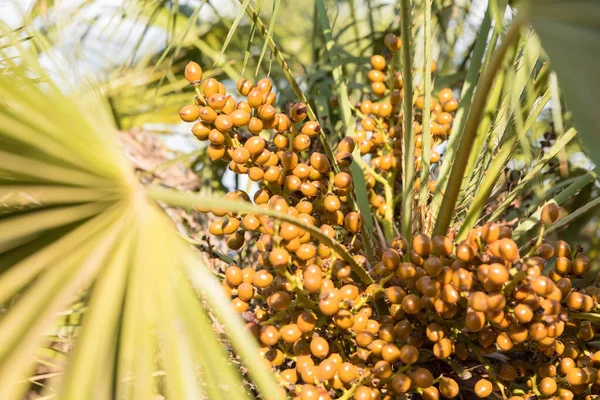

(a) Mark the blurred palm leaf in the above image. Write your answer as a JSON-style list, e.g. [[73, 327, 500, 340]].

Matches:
[[0, 30, 280, 399], [526, 0, 600, 168], [218, 0, 252, 64]]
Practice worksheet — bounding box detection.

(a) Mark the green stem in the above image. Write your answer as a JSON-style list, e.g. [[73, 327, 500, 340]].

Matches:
[[429, 0, 507, 232], [366, 0, 376, 44], [530, 374, 541, 397], [338, 374, 370, 400], [348, 0, 362, 50], [569, 312, 600, 323], [457, 87, 552, 241], [432, 20, 522, 237], [312, 1, 320, 65], [314, 0, 354, 138], [550, 71, 568, 177], [418, 0, 433, 230], [383, 178, 395, 242], [359, 159, 394, 241], [526, 225, 545, 257], [400, 0, 415, 244], [383, 52, 399, 243], [148, 187, 374, 285], [456, 134, 517, 241]]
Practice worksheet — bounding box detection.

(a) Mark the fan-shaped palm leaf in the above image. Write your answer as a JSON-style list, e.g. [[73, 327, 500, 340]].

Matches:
[[0, 30, 281, 400]]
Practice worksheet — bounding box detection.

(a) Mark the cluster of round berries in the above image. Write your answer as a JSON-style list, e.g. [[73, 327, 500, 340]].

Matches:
[[223, 216, 600, 399], [180, 61, 360, 253], [179, 59, 600, 400], [356, 33, 457, 198], [181, 60, 349, 169]]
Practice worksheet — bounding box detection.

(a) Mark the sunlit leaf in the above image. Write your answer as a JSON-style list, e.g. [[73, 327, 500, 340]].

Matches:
[[254, 0, 280, 75], [217, 0, 252, 64], [0, 27, 281, 400]]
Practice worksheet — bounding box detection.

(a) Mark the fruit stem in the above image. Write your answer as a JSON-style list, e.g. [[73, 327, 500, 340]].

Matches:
[[351, 273, 394, 313], [502, 270, 527, 296], [579, 339, 591, 357], [177, 233, 236, 264], [333, 339, 349, 361], [194, 85, 206, 106], [260, 311, 289, 326], [497, 381, 507, 399], [222, 131, 235, 147], [337, 373, 370, 400], [458, 333, 503, 390], [327, 171, 335, 193], [288, 122, 297, 152], [280, 347, 298, 364], [526, 224, 545, 257], [530, 374, 541, 397], [357, 158, 395, 241], [283, 270, 320, 312]]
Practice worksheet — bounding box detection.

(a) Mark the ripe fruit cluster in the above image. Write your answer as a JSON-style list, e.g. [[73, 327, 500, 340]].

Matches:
[[357, 34, 457, 201], [180, 58, 600, 400]]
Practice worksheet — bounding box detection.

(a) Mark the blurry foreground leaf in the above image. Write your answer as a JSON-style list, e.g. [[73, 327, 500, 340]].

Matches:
[[526, 0, 600, 167], [0, 30, 280, 400]]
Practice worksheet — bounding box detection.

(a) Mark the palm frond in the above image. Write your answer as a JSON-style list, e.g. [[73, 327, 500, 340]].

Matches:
[[526, 0, 600, 169], [0, 27, 281, 400], [428, 0, 508, 231], [488, 128, 578, 222]]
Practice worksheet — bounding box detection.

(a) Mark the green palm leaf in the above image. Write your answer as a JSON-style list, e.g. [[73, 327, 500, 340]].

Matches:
[[0, 30, 281, 400], [525, 0, 600, 168]]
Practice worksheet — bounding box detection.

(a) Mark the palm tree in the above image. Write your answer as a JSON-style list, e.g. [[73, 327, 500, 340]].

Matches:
[[1, 0, 600, 398]]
